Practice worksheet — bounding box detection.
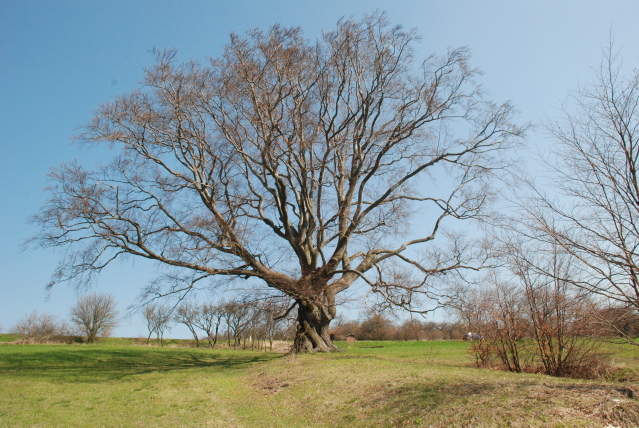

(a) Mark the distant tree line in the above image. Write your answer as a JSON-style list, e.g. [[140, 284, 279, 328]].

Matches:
[[331, 310, 465, 342], [142, 297, 296, 350], [11, 293, 118, 343]]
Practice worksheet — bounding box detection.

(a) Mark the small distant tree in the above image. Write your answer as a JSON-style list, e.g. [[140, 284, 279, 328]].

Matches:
[[70, 293, 118, 343], [194, 303, 225, 348], [13, 311, 71, 341], [395, 319, 423, 341], [143, 303, 172, 345], [174, 302, 201, 347], [223, 301, 251, 348], [421, 321, 440, 341], [358, 310, 394, 340]]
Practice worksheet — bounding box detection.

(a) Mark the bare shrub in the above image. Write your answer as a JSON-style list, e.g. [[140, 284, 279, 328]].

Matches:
[[512, 243, 607, 377], [12, 311, 72, 342], [449, 286, 497, 367], [484, 279, 530, 372], [450, 243, 610, 379]]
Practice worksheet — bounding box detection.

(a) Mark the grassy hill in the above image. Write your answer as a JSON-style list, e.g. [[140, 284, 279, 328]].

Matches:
[[1, 339, 638, 427]]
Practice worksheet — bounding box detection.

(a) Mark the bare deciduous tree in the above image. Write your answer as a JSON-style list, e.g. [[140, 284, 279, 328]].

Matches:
[[357, 309, 393, 340], [193, 302, 225, 347], [143, 303, 172, 345], [525, 45, 639, 346], [174, 302, 201, 347], [31, 13, 522, 352], [223, 301, 251, 349], [70, 293, 119, 343]]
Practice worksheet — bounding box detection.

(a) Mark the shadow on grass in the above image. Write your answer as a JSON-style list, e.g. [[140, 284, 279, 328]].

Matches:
[[0, 346, 279, 383]]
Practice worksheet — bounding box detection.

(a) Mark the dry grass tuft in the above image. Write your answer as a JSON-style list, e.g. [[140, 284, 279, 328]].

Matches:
[[252, 372, 291, 394]]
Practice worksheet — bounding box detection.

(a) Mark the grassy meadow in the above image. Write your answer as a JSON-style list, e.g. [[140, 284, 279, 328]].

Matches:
[[1, 337, 639, 427]]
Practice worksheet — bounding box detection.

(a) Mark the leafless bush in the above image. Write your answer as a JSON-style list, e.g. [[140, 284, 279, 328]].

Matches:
[[70, 293, 118, 343], [449, 240, 610, 379], [511, 241, 607, 377], [449, 286, 498, 367], [12, 311, 72, 342], [595, 304, 639, 344], [174, 302, 202, 347], [459, 240, 611, 378], [484, 279, 530, 372]]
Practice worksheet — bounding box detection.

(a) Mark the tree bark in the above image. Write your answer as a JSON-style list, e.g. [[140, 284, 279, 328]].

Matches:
[[292, 297, 342, 353]]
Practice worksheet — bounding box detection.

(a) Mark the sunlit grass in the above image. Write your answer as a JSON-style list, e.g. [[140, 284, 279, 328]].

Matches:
[[1, 340, 638, 427], [0, 333, 21, 342], [0, 344, 279, 427]]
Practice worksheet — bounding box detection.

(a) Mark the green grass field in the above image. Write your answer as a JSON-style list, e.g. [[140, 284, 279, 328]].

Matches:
[[1, 339, 638, 427]]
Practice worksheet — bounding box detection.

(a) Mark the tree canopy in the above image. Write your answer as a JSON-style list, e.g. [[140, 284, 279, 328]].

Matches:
[[70, 293, 119, 343], [32, 13, 522, 352]]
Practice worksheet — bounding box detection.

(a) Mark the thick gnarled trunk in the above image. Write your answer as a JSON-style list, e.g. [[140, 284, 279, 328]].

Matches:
[[292, 297, 342, 353]]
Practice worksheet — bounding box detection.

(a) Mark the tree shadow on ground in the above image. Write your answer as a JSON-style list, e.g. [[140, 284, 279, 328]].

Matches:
[[0, 346, 279, 383]]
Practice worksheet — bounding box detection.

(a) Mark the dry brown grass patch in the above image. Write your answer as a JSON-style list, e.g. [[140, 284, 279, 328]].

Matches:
[[252, 372, 291, 394]]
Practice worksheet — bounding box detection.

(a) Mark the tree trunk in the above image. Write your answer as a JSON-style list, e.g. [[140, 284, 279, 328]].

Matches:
[[187, 326, 200, 348], [292, 298, 342, 353]]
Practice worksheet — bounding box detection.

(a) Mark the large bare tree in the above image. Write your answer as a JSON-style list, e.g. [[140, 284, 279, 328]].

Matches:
[[523, 46, 639, 345], [32, 14, 522, 352]]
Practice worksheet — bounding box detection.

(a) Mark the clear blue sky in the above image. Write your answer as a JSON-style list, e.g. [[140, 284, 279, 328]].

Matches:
[[1, 1, 638, 338]]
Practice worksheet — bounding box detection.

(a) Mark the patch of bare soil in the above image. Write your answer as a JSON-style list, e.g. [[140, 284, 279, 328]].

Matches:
[[252, 372, 291, 394]]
